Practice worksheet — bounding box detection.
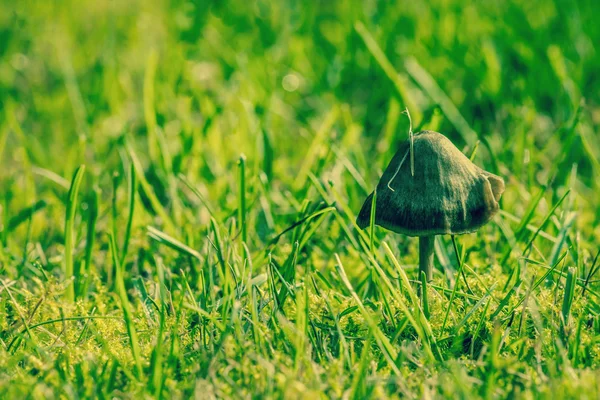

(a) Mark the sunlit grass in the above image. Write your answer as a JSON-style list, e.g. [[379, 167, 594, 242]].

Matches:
[[1, 0, 600, 398]]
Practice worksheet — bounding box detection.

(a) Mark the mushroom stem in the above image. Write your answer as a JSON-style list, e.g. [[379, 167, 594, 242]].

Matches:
[[419, 236, 435, 282]]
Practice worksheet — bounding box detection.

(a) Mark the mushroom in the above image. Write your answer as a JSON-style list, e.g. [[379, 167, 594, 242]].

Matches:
[[357, 130, 505, 282]]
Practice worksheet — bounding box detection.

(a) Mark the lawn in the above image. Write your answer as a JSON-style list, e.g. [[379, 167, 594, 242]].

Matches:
[[1, 0, 600, 398]]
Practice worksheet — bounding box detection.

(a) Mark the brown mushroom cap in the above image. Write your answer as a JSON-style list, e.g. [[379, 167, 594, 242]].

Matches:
[[357, 131, 505, 236]]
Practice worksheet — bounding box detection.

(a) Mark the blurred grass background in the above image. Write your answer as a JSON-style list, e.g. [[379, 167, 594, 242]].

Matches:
[[1, 0, 600, 398]]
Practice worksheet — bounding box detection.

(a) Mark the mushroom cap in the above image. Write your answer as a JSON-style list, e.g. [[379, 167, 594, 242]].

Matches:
[[357, 131, 505, 236]]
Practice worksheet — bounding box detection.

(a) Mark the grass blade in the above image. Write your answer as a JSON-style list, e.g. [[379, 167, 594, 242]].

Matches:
[[561, 266, 577, 332], [121, 163, 137, 266], [238, 154, 247, 243], [78, 187, 99, 299], [144, 49, 159, 164], [147, 226, 202, 261], [7, 200, 47, 232], [369, 190, 377, 254], [64, 165, 85, 302], [420, 271, 430, 320], [109, 232, 143, 378]]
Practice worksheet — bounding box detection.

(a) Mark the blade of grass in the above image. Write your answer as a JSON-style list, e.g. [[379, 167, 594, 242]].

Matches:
[[549, 212, 577, 267], [454, 283, 497, 332], [178, 173, 215, 216], [441, 236, 471, 331], [150, 257, 167, 398], [147, 226, 202, 261], [7, 200, 47, 232], [78, 187, 99, 299], [522, 190, 570, 255], [108, 232, 143, 378], [420, 271, 430, 320], [561, 267, 577, 334], [238, 154, 247, 243], [121, 163, 137, 266], [582, 249, 600, 297], [31, 167, 71, 189], [144, 49, 159, 164], [262, 128, 274, 181], [350, 336, 373, 400], [267, 206, 336, 246], [369, 190, 377, 254], [64, 165, 85, 302]]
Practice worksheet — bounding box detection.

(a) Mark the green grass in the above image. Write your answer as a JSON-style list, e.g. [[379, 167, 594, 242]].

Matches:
[[1, 0, 600, 398]]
